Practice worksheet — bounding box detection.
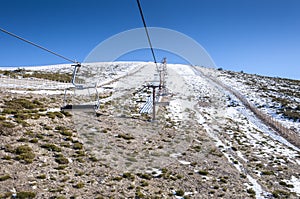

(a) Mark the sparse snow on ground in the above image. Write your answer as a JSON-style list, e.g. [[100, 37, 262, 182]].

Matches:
[[286, 176, 300, 195], [1, 62, 299, 198], [9, 89, 65, 95], [166, 99, 184, 122], [215, 69, 300, 133], [166, 64, 299, 198]]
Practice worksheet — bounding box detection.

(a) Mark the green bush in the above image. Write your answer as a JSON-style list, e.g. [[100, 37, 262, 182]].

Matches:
[[17, 138, 28, 142], [89, 156, 98, 162], [55, 165, 68, 170], [41, 144, 62, 152], [192, 145, 201, 152], [60, 142, 71, 148], [272, 189, 290, 198], [74, 150, 85, 157], [14, 113, 31, 120], [55, 126, 67, 131], [2, 108, 18, 114], [0, 174, 11, 181], [175, 189, 184, 196], [73, 142, 83, 150], [30, 113, 40, 120], [135, 190, 145, 198], [279, 181, 294, 188], [29, 138, 38, 143], [16, 191, 36, 199], [261, 170, 274, 175], [54, 112, 64, 118], [247, 188, 255, 195], [219, 178, 227, 183], [123, 172, 135, 181], [15, 145, 35, 164], [137, 173, 152, 180], [0, 121, 15, 135], [2, 155, 12, 160], [55, 196, 66, 199], [16, 155, 35, 164], [36, 174, 46, 179], [46, 112, 56, 119], [117, 133, 134, 140], [74, 182, 85, 189], [198, 170, 209, 175], [140, 180, 149, 187], [23, 71, 73, 83], [35, 134, 44, 139], [4, 98, 42, 110], [61, 111, 72, 117], [112, 176, 122, 181], [39, 108, 47, 112], [60, 130, 72, 137], [0, 121, 15, 128], [15, 145, 32, 154], [76, 157, 85, 163], [55, 155, 69, 164], [44, 126, 52, 130], [15, 118, 30, 127]]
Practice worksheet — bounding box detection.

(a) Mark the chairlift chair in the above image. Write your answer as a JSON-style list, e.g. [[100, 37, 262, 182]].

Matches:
[[61, 63, 100, 112]]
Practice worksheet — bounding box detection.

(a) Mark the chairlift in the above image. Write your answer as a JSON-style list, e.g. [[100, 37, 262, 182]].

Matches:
[[61, 63, 100, 112]]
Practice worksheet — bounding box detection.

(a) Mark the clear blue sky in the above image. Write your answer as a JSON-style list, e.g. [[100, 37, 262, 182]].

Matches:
[[0, 0, 299, 79]]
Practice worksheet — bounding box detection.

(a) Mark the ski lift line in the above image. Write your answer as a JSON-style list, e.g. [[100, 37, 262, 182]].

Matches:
[[0, 27, 77, 64], [136, 0, 158, 67]]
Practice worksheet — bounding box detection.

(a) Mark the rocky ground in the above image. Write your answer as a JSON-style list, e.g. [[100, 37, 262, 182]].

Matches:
[[0, 63, 299, 198]]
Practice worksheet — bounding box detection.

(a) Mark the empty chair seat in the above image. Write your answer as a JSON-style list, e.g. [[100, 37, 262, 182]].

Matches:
[[61, 104, 97, 111]]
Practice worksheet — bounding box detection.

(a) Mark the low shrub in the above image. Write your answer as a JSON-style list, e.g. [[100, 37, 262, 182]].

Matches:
[[60, 130, 72, 137], [73, 182, 85, 189], [55, 155, 69, 164], [123, 172, 135, 181], [55, 165, 68, 170], [198, 170, 209, 175], [0, 174, 11, 181], [175, 189, 184, 196], [41, 144, 62, 152], [15, 145, 35, 164], [61, 111, 72, 117], [0, 121, 15, 129], [261, 170, 274, 175], [247, 188, 255, 195], [272, 189, 290, 198], [36, 174, 46, 179], [73, 142, 83, 150], [16, 191, 36, 199], [137, 173, 152, 180], [117, 133, 134, 140]]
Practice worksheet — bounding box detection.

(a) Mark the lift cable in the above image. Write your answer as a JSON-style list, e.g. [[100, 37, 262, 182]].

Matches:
[[0, 27, 77, 64], [136, 0, 158, 67]]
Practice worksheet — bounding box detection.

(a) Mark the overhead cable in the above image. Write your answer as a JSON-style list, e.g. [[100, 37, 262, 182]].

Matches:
[[136, 0, 158, 66], [0, 27, 77, 64]]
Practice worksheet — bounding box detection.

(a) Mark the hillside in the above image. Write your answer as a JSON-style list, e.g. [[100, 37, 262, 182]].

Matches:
[[0, 62, 299, 199]]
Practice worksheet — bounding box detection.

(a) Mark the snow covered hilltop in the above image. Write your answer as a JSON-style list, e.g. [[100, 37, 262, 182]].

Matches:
[[0, 62, 299, 198]]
